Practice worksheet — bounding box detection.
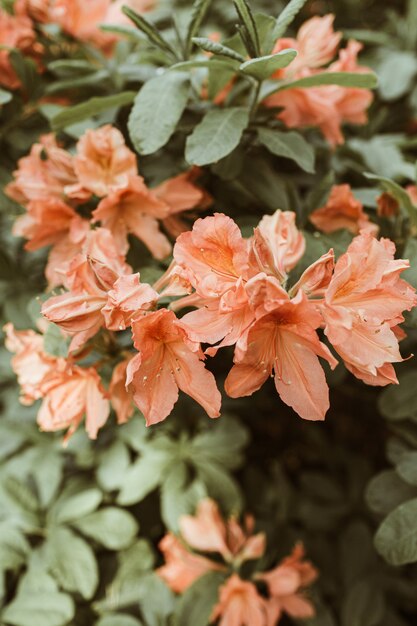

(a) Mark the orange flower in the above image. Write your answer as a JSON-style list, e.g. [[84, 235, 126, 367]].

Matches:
[[109, 357, 135, 425], [92, 175, 170, 259], [376, 192, 399, 218], [126, 309, 222, 425], [322, 232, 417, 385], [73, 125, 138, 198], [0, 8, 39, 89], [157, 534, 221, 594], [309, 184, 378, 235], [50, 0, 114, 48], [211, 575, 270, 626]]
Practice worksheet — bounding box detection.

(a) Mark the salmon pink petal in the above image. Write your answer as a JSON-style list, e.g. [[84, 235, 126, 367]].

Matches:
[[109, 358, 135, 424], [103, 273, 158, 330], [179, 499, 230, 558]]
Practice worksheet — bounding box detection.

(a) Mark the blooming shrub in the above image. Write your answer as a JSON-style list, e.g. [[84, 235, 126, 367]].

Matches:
[[1, 0, 417, 625]]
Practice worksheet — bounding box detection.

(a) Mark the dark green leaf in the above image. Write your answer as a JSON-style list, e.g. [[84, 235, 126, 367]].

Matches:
[[122, 6, 176, 56], [366, 470, 417, 515], [192, 37, 245, 62], [273, 0, 308, 39], [375, 498, 417, 565], [185, 0, 212, 57], [51, 92, 136, 131], [341, 580, 385, 626], [233, 0, 260, 57], [173, 571, 227, 626], [240, 48, 297, 80], [73, 508, 139, 550]]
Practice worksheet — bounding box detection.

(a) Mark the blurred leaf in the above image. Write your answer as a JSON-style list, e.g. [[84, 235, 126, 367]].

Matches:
[[273, 0, 308, 40], [397, 452, 417, 486], [366, 470, 417, 516], [117, 452, 172, 505], [376, 50, 417, 101], [48, 488, 102, 525], [73, 508, 139, 550], [341, 579, 385, 626], [161, 463, 206, 530], [51, 92, 135, 131], [96, 440, 131, 491], [186, 107, 249, 166], [0, 88, 12, 104], [375, 498, 417, 565], [189, 416, 249, 470], [0, 522, 30, 572], [43, 323, 69, 358], [45, 527, 98, 599], [257, 127, 315, 173], [192, 38, 245, 62], [185, 0, 212, 57], [378, 370, 417, 421], [173, 571, 227, 626], [122, 6, 176, 56], [233, 0, 260, 57], [136, 574, 175, 626], [96, 616, 143, 626], [2, 591, 74, 626], [128, 73, 190, 155], [261, 72, 378, 99]]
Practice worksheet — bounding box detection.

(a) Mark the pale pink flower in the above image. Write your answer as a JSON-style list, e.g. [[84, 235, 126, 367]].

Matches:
[[6, 134, 77, 204], [322, 232, 417, 384], [249, 210, 305, 282], [126, 309, 221, 425], [179, 498, 265, 564], [309, 184, 378, 235], [210, 575, 270, 626], [109, 356, 135, 424], [44, 218, 91, 289], [92, 175, 170, 258], [290, 249, 335, 298], [72, 125, 137, 198], [102, 273, 159, 330], [157, 534, 222, 594], [259, 544, 317, 623], [225, 284, 337, 421], [37, 364, 110, 441]]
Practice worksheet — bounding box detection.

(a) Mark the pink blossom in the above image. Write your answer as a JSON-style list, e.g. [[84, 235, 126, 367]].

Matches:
[[309, 184, 378, 235], [211, 575, 270, 626]]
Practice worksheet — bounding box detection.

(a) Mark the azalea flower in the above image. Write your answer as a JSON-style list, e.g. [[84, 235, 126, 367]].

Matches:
[[309, 184, 378, 235], [0, 7, 40, 90], [109, 356, 135, 424], [211, 575, 270, 626], [126, 309, 221, 425], [322, 232, 417, 385]]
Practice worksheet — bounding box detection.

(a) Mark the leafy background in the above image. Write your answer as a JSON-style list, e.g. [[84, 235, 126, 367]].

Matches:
[[1, 0, 417, 625]]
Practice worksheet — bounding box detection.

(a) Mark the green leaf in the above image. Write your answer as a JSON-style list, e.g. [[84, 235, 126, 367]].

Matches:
[[185, 0, 212, 57], [117, 452, 172, 505], [45, 527, 99, 599], [191, 37, 245, 62], [273, 0, 308, 39], [2, 592, 74, 626], [376, 50, 417, 101], [0, 88, 12, 104], [366, 470, 417, 516], [49, 488, 102, 525], [186, 107, 249, 166], [355, 143, 415, 181], [96, 616, 143, 626], [240, 155, 290, 210], [161, 463, 206, 530], [233, 0, 260, 57], [190, 416, 249, 470], [257, 127, 315, 173], [97, 440, 131, 492], [240, 48, 297, 80], [397, 452, 417, 486], [136, 574, 175, 626], [122, 6, 176, 56], [31, 449, 64, 508], [341, 580, 385, 626], [51, 92, 136, 131], [375, 498, 417, 565], [261, 71, 378, 99], [195, 461, 242, 513], [0, 522, 31, 571], [378, 370, 417, 421], [173, 571, 227, 626], [128, 72, 190, 155], [73, 508, 138, 550]]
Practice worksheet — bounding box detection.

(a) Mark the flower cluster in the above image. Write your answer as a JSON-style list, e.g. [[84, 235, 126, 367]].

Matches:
[[264, 15, 374, 145], [158, 498, 317, 626], [6, 127, 416, 440]]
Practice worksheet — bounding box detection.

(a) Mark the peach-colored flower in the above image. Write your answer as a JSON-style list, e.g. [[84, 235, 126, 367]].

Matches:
[[309, 184, 378, 235], [126, 309, 222, 425], [44, 218, 91, 289], [154, 168, 212, 238], [179, 498, 265, 565], [4, 323, 62, 405], [290, 249, 335, 298], [249, 210, 305, 282], [157, 534, 222, 594], [102, 272, 159, 330], [322, 232, 417, 385], [0, 8, 39, 89], [264, 16, 373, 146], [109, 356, 135, 424], [174, 213, 250, 299], [225, 284, 337, 421], [42, 228, 132, 352], [211, 575, 270, 626], [258, 544, 317, 623], [6, 134, 77, 204], [72, 125, 137, 198], [103, 0, 155, 24], [12, 198, 82, 251], [92, 175, 171, 258], [15, 0, 51, 22], [37, 364, 110, 441], [50, 0, 114, 48]]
